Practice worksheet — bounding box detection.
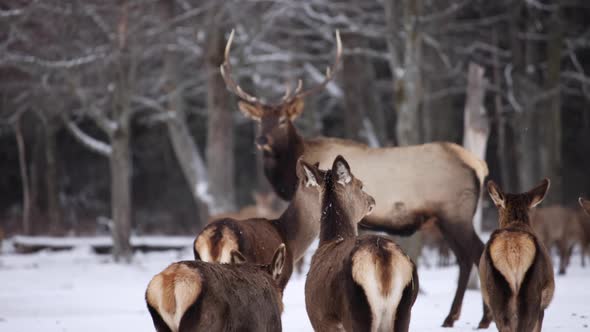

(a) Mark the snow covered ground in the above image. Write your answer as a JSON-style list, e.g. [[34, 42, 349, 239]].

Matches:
[[0, 239, 588, 332]]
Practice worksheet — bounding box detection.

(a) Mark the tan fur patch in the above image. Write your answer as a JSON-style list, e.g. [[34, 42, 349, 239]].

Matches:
[[351, 242, 413, 332], [443, 142, 489, 186], [194, 227, 215, 262], [490, 232, 536, 294], [194, 226, 239, 263], [146, 263, 202, 332]]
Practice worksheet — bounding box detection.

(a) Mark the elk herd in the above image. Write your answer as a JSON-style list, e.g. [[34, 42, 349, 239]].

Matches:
[[145, 30, 590, 332]]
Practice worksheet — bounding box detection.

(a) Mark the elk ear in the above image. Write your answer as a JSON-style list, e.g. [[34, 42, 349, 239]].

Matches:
[[238, 101, 264, 120], [270, 244, 286, 281], [285, 98, 304, 120], [526, 178, 550, 208], [487, 180, 505, 208], [332, 155, 351, 186], [579, 197, 590, 216], [297, 158, 320, 188], [230, 250, 247, 264]]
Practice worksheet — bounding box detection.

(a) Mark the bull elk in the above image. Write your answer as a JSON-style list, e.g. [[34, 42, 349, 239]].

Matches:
[[194, 159, 325, 290], [305, 156, 418, 332], [221, 29, 490, 327], [480, 179, 554, 332], [146, 244, 286, 332]]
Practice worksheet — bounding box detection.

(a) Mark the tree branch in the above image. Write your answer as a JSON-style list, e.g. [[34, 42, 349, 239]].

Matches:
[[62, 115, 112, 157]]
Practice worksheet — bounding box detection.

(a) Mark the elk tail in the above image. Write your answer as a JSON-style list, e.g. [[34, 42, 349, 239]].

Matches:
[[351, 237, 415, 332], [146, 262, 203, 332]]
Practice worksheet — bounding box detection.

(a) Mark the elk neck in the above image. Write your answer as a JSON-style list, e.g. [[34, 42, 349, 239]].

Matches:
[[272, 183, 322, 261], [497, 204, 534, 232], [319, 171, 357, 246], [264, 122, 305, 201]]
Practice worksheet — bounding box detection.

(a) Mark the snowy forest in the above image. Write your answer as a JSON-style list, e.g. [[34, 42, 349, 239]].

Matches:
[[1, 1, 590, 331]]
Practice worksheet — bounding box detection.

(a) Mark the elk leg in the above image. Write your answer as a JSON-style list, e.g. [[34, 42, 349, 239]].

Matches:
[[439, 224, 475, 327], [471, 232, 493, 329], [557, 241, 568, 275]]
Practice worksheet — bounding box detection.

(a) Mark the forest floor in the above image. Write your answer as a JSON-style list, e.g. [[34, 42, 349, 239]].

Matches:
[[0, 237, 588, 332]]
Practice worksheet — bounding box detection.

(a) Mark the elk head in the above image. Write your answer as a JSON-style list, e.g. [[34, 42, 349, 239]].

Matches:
[[230, 243, 287, 285], [328, 155, 376, 224], [487, 179, 550, 229], [220, 30, 342, 156], [580, 197, 590, 216]]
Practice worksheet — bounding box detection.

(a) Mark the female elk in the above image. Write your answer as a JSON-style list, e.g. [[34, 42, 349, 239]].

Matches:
[[146, 244, 286, 332], [222, 29, 490, 327], [480, 179, 554, 332], [305, 155, 418, 332], [193, 159, 324, 290]]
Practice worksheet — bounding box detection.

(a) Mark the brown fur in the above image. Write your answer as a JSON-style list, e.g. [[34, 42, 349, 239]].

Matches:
[[207, 191, 284, 222], [305, 156, 418, 332], [531, 205, 585, 274], [480, 179, 555, 332], [193, 160, 325, 290], [146, 245, 286, 332]]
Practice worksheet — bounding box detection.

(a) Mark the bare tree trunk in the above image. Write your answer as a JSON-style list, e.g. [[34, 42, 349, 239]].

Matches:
[[493, 31, 518, 192], [341, 33, 384, 146], [110, 127, 132, 262], [15, 118, 32, 235], [540, 9, 563, 204], [394, 0, 423, 146], [462, 63, 489, 290], [44, 122, 62, 234], [463, 63, 489, 233], [206, 23, 236, 213]]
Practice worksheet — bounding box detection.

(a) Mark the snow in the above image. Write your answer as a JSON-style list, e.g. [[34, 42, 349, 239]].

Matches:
[[0, 238, 588, 332]]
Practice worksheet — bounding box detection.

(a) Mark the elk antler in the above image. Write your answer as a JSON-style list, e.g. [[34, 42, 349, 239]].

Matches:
[[220, 30, 342, 105], [283, 30, 342, 102], [220, 30, 262, 105]]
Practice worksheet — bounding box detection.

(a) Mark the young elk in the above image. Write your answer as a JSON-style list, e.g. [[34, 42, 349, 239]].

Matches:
[[531, 205, 585, 274], [480, 179, 554, 332], [222, 30, 490, 327], [194, 159, 324, 290], [305, 156, 418, 332], [146, 244, 286, 332]]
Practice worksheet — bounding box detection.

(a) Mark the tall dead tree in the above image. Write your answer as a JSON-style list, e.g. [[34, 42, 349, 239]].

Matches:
[[206, 8, 236, 213], [14, 117, 32, 235], [64, 2, 134, 262], [463, 63, 489, 234]]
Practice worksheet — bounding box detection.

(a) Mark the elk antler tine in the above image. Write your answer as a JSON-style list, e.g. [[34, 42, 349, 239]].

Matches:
[[294, 79, 303, 94], [286, 29, 343, 101], [224, 29, 235, 62], [282, 81, 292, 101]]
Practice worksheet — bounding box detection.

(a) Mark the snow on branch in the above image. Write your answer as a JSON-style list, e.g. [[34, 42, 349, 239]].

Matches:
[[3, 51, 107, 69], [64, 117, 112, 157]]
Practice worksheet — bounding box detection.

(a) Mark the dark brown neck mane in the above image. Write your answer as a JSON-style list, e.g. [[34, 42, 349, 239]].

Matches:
[[319, 171, 357, 245], [263, 122, 305, 201]]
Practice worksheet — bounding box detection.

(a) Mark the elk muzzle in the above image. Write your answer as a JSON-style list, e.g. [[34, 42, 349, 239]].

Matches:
[[256, 135, 273, 153]]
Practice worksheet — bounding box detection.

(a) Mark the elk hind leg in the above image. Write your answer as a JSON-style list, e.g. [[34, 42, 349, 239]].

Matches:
[[438, 223, 476, 327]]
